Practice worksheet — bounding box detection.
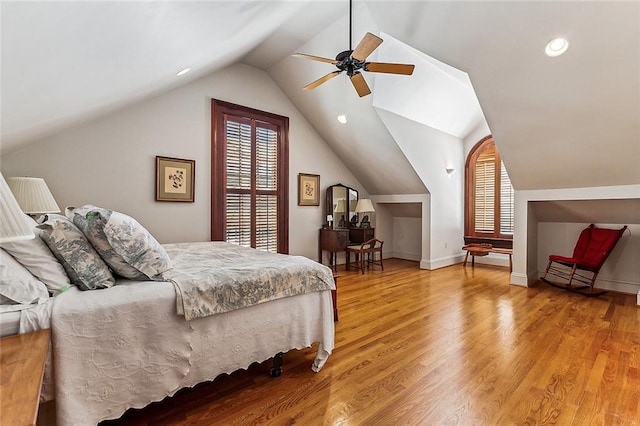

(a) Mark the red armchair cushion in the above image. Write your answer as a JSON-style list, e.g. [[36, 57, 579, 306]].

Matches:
[[571, 225, 593, 259]]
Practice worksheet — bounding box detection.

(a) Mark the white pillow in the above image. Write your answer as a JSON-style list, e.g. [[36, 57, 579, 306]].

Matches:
[[0, 216, 71, 294], [37, 214, 115, 291], [67, 205, 173, 280], [0, 249, 49, 305]]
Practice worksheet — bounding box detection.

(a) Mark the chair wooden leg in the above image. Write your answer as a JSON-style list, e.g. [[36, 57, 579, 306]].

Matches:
[[567, 264, 578, 289], [359, 252, 365, 274], [379, 250, 384, 271], [542, 259, 552, 281]]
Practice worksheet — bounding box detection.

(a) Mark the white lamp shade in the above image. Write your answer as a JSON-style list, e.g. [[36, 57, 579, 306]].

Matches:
[[334, 199, 346, 213], [355, 198, 375, 213], [0, 172, 35, 242], [6, 177, 60, 214]]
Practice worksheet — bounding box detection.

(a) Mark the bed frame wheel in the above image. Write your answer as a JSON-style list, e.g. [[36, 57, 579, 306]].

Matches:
[[270, 352, 283, 378]]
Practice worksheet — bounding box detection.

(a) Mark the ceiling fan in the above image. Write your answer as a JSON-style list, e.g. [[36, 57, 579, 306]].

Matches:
[[293, 0, 415, 97]]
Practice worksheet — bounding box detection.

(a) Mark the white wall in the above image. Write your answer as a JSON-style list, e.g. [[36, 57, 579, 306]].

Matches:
[[392, 217, 422, 261], [372, 194, 431, 268], [1, 63, 365, 261], [537, 222, 639, 294], [375, 108, 465, 269]]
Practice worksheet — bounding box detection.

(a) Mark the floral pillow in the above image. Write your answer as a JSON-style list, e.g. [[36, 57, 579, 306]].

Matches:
[[37, 214, 115, 291], [66, 205, 173, 280], [0, 248, 49, 304], [66, 206, 148, 280]]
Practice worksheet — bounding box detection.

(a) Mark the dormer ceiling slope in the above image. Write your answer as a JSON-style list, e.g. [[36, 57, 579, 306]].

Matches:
[[2, 1, 639, 192]]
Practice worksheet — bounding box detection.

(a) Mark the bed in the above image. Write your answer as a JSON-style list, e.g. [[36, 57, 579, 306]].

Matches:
[[1, 207, 335, 426]]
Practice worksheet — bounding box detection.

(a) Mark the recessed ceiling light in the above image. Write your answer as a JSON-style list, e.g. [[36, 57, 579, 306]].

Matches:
[[176, 68, 191, 77], [545, 38, 569, 57], [337, 114, 347, 124]]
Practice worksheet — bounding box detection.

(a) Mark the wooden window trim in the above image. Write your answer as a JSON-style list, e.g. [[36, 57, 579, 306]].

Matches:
[[211, 99, 289, 253], [465, 135, 513, 245]]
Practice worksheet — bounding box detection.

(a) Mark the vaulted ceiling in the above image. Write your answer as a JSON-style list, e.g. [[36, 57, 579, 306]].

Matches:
[[2, 1, 639, 193]]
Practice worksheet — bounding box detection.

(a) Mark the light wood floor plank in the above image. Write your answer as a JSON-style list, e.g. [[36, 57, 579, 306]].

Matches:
[[101, 259, 640, 425]]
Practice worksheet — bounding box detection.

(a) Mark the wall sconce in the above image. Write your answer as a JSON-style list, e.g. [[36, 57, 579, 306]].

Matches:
[[445, 167, 456, 178]]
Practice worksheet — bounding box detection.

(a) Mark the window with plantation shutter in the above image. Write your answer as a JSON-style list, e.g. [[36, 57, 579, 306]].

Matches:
[[465, 136, 514, 241], [211, 100, 289, 253]]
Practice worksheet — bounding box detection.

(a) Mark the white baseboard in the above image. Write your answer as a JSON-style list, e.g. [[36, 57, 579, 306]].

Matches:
[[390, 251, 421, 262], [510, 272, 529, 287], [421, 254, 466, 270]]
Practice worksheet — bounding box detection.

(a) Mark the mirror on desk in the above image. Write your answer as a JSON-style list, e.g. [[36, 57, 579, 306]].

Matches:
[[326, 183, 358, 229]]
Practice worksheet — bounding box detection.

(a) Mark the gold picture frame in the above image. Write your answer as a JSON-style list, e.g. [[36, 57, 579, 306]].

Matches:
[[155, 156, 195, 202], [298, 173, 320, 206]]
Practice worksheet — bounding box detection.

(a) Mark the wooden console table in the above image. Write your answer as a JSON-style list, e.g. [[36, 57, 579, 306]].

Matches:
[[0, 329, 50, 425]]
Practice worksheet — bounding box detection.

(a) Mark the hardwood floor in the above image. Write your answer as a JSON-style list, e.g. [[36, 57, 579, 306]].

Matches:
[[102, 259, 640, 425]]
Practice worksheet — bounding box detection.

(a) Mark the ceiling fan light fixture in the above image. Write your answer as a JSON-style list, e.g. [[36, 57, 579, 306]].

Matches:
[[545, 38, 569, 57], [176, 67, 191, 77], [337, 114, 348, 124]]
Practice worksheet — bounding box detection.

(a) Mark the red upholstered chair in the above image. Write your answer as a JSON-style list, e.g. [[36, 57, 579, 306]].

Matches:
[[541, 224, 628, 295]]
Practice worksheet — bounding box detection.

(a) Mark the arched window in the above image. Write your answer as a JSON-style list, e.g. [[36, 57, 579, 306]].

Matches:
[[465, 135, 514, 242]]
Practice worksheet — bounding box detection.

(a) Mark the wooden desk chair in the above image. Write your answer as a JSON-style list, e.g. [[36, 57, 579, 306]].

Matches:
[[346, 238, 384, 274]]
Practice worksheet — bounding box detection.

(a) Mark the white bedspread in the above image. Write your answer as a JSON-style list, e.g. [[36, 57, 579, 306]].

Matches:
[[42, 279, 333, 426]]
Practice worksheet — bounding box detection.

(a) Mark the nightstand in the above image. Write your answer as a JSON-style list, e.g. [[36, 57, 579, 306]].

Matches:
[[0, 329, 50, 426]]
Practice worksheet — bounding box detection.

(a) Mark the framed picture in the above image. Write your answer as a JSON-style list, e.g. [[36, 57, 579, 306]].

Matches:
[[298, 173, 320, 206], [155, 156, 195, 202]]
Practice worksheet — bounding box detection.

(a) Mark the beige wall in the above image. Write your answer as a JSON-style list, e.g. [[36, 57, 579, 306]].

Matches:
[[1, 63, 366, 261]]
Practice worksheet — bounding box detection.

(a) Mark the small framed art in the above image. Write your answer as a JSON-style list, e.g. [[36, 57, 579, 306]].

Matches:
[[298, 173, 320, 206], [155, 156, 195, 202]]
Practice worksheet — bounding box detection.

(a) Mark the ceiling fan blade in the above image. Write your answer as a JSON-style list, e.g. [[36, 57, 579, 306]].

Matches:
[[292, 53, 338, 65], [365, 62, 415, 75], [303, 71, 342, 91], [350, 72, 371, 97], [351, 32, 383, 62]]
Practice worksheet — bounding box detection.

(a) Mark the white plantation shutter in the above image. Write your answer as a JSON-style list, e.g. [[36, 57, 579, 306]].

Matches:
[[254, 124, 278, 252], [225, 193, 251, 246], [255, 195, 277, 251], [226, 120, 252, 190], [500, 161, 514, 235], [256, 126, 277, 191], [474, 147, 495, 233]]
